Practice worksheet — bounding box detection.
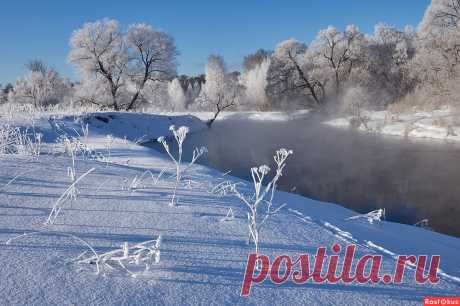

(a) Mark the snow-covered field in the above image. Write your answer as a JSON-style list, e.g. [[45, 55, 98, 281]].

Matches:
[[326, 108, 460, 142], [0, 110, 459, 305]]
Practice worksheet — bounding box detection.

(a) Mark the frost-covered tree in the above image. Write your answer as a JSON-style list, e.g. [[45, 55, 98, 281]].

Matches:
[[26, 59, 49, 75], [202, 55, 226, 102], [1, 83, 12, 104], [0, 85, 6, 104], [142, 80, 169, 111], [266, 39, 326, 108], [393, 0, 460, 109], [358, 23, 416, 108], [341, 86, 372, 127], [125, 24, 178, 110], [8, 62, 72, 107], [69, 19, 177, 110], [69, 19, 127, 110], [199, 55, 242, 126], [175, 75, 204, 107], [242, 49, 272, 72], [265, 24, 417, 111], [415, 0, 460, 82], [168, 78, 186, 111], [309, 25, 365, 97], [420, 0, 460, 29], [3, 83, 13, 96], [185, 83, 194, 106], [73, 77, 116, 108], [240, 57, 270, 110]]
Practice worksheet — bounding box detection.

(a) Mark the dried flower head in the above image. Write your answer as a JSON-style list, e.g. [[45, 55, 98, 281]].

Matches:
[[274, 148, 293, 167], [258, 165, 270, 175]]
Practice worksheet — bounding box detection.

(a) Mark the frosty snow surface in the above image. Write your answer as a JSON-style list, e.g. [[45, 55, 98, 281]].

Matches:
[[0, 109, 459, 305]]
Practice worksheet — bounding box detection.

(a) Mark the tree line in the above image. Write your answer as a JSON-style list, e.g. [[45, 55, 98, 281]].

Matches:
[[1, 0, 459, 119]]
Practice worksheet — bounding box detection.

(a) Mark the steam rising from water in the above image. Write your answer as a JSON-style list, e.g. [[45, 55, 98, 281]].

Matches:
[[149, 115, 460, 237]]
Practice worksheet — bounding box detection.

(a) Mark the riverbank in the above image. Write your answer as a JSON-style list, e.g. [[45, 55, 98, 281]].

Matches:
[[325, 108, 460, 142]]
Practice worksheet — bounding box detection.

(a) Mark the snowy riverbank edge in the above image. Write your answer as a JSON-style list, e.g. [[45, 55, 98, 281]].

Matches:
[[325, 108, 460, 143]]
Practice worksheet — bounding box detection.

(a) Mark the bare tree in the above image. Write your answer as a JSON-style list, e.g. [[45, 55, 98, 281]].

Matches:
[[205, 81, 241, 127]]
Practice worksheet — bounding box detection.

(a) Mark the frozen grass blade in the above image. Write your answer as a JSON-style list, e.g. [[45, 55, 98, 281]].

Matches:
[[45, 167, 96, 225]]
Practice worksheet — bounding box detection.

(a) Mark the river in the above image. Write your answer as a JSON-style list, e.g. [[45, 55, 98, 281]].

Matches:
[[147, 115, 460, 238]]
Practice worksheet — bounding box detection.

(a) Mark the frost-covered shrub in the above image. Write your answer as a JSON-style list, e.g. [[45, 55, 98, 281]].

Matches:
[[0, 124, 43, 156], [342, 87, 370, 116], [341, 86, 372, 129]]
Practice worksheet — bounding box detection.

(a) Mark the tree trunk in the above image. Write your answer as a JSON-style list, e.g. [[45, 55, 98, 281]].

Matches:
[[111, 92, 119, 111], [335, 70, 340, 95], [110, 84, 119, 111], [126, 91, 140, 111], [289, 55, 323, 106], [207, 108, 221, 128]]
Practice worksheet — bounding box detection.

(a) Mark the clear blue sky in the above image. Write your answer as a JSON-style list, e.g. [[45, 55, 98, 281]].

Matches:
[[0, 0, 430, 85]]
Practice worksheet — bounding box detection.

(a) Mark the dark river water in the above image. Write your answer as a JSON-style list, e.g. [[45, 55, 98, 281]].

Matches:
[[147, 115, 460, 238]]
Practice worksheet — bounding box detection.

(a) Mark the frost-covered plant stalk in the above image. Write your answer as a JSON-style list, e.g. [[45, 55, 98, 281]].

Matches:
[[76, 235, 162, 276], [230, 148, 293, 265], [105, 134, 114, 165], [56, 132, 98, 161], [182, 146, 208, 174], [45, 167, 95, 225], [347, 208, 385, 224], [123, 170, 157, 192], [157, 125, 207, 206], [58, 135, 80, 198], [81, 122, 89, 142]]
